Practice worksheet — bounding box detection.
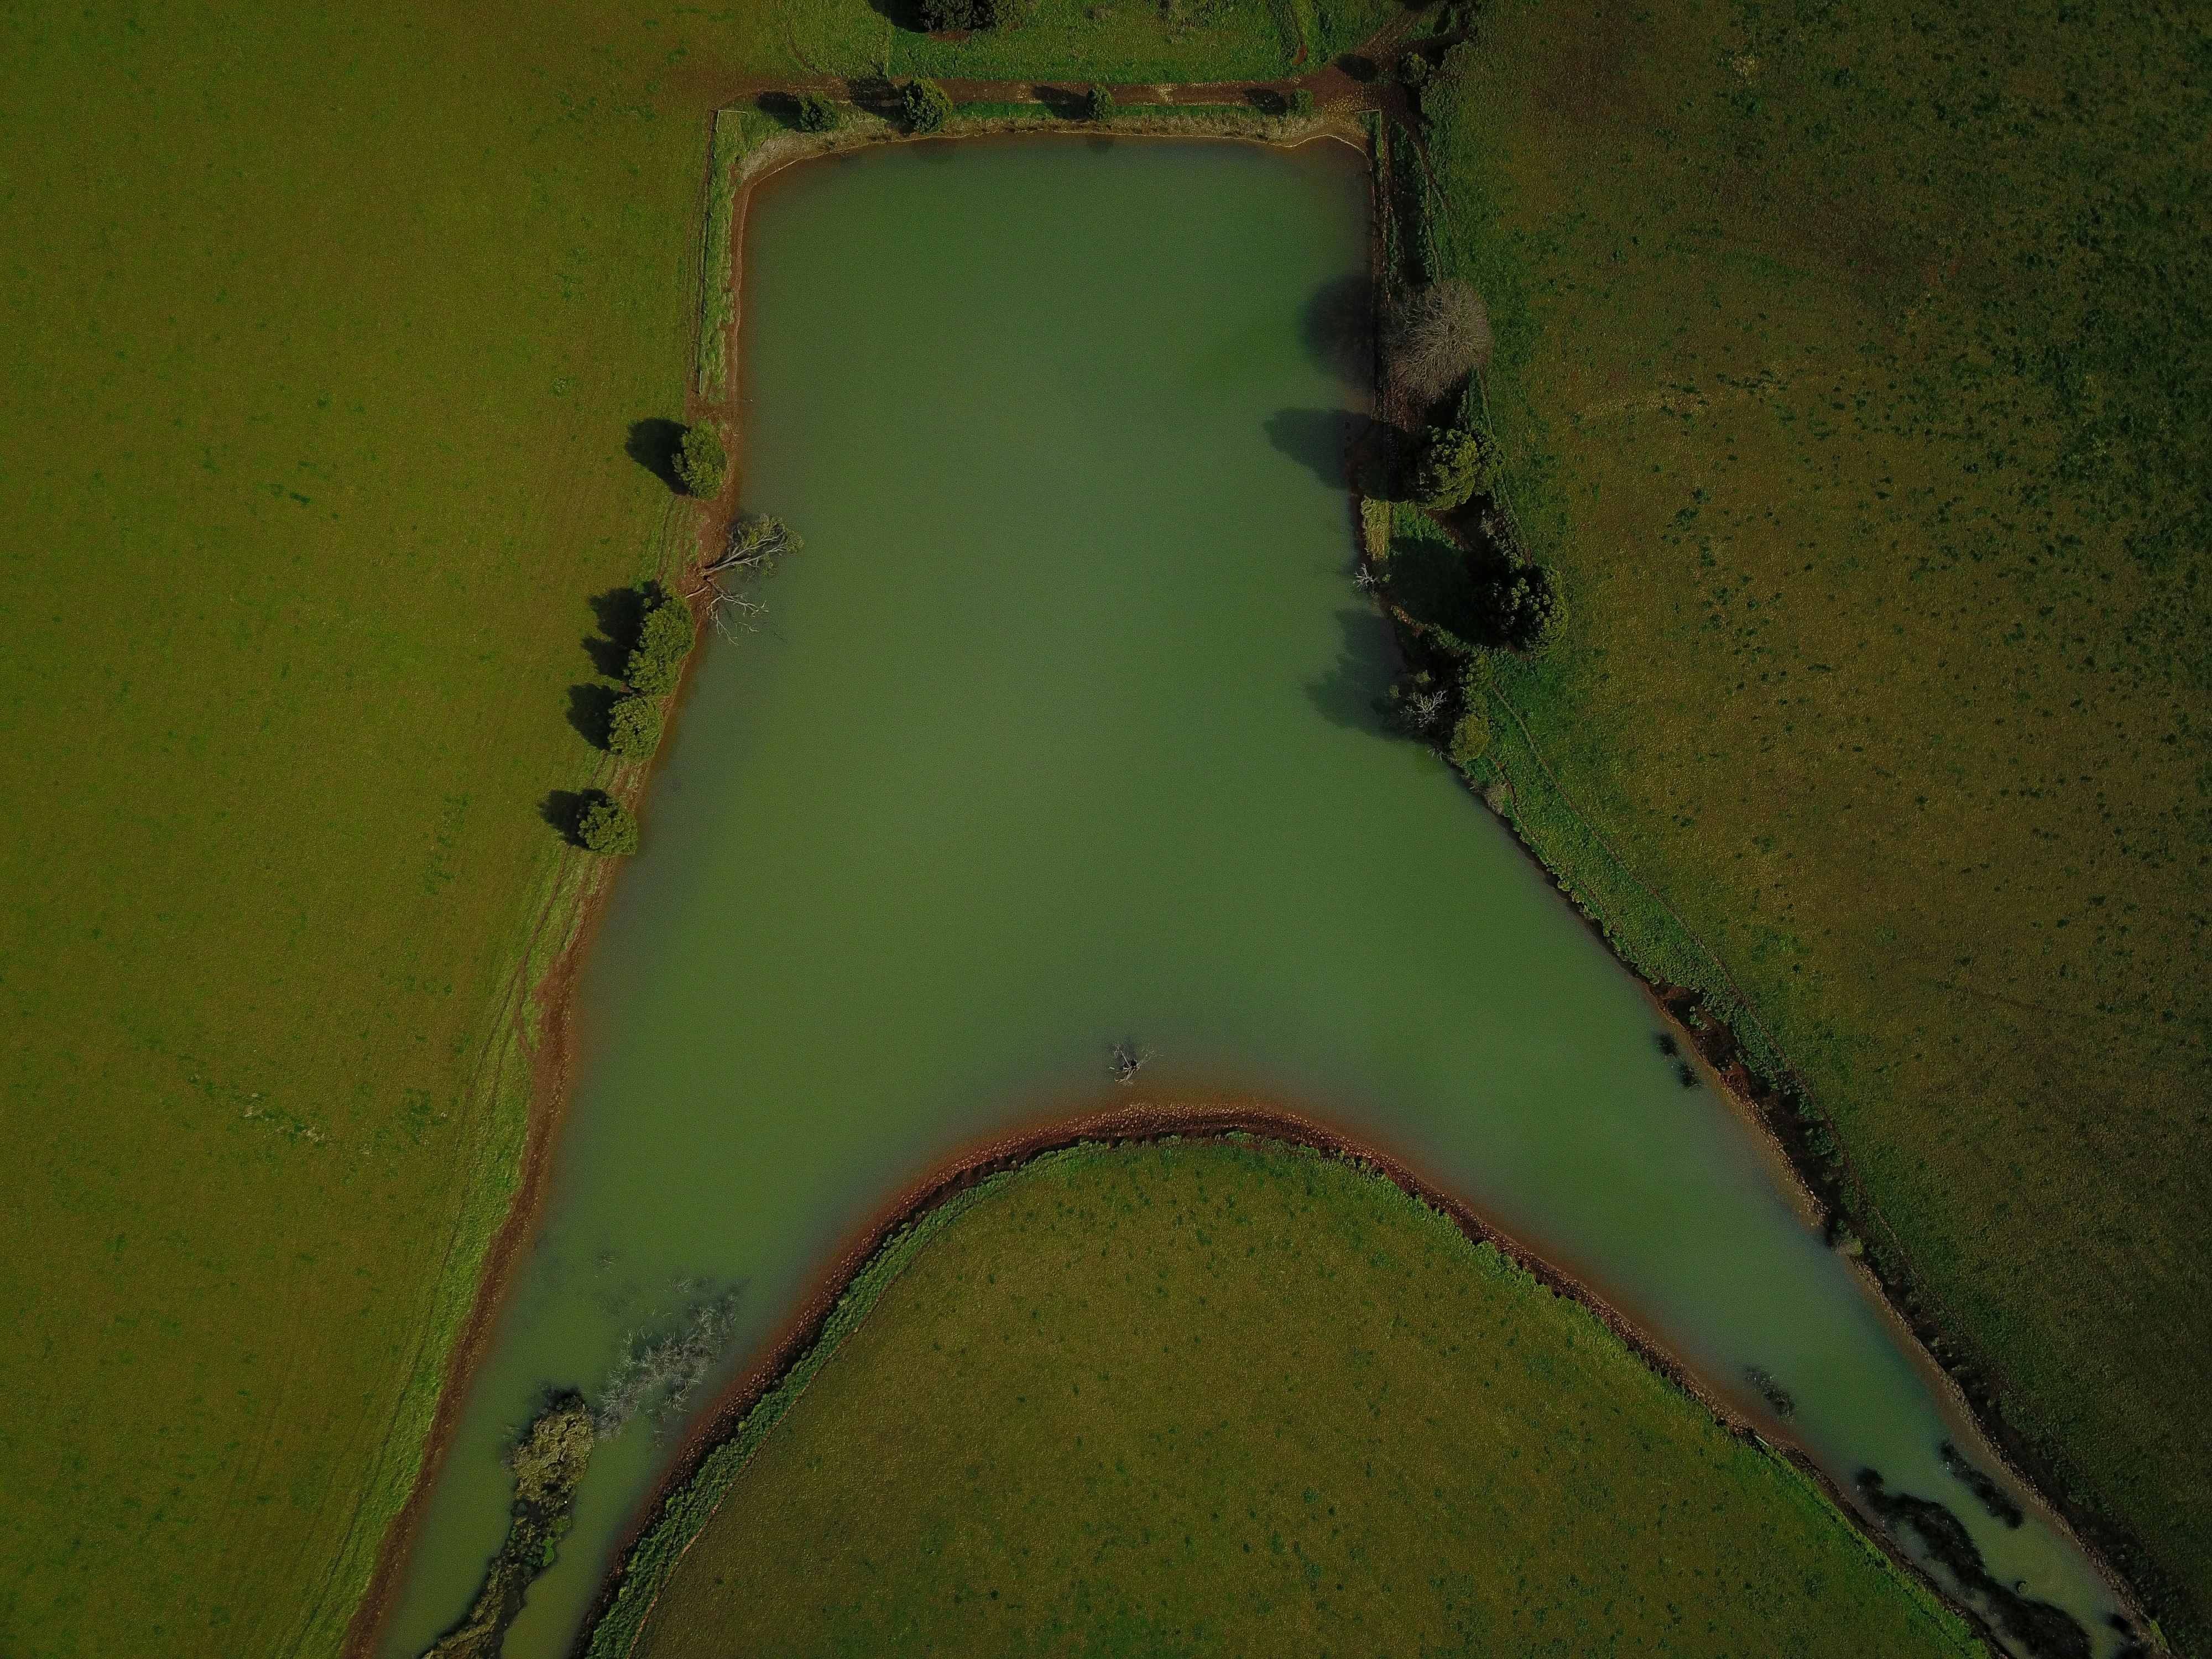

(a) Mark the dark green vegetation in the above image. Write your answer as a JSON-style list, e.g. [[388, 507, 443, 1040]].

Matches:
[[623, 589, 697, 698], [577, 795, 641, 858], [423, 1399, 595, 1659], [1084, 82, 1118, 123], [607, 696, 665, 762], [671, 424, 729, 500], [0, 8, 1389, 1654], [1406, 424, 1486, 508], [904, 77, 956, 135], [1408, 0, 2211, 1641], [795, 92, 841, 134], [593, 1141, 1979, 1659]]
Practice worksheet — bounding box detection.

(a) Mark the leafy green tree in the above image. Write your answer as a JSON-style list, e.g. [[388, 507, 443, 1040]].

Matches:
[[1448, 702, 1491, 766], [625, 592, 694, 694], [1406, 425, 1487, 509], [795, 92, 840, 134], [1288, 88, 1315, 119], [919, 0, 1005, 26], [1480, 564, 1563, 654], [672, 424, 728, 498], [577, 794, 640, 856], [607, 693, 664, 760], [903, 78, 954, 135], [1085, 84, 1117, 122]]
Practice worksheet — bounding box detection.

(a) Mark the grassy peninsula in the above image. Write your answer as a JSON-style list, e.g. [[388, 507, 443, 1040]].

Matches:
[[595, 1140, 1980, 1659]]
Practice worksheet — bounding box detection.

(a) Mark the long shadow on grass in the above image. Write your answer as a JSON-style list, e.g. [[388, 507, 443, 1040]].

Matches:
[[585, 587, 650, 680], [625, 418, 687, 494], [567, 684, 619, 751], [541, 790, 589, 847]]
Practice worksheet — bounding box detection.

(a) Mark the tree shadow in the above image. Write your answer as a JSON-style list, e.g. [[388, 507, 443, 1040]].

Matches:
[[1034, 84, 1092, 121], [1338, 53, 1380, 81], [754, 90, 803, 129], [1300, 273, 1374, 385], [1265, 408, 1349, 488], [1305, 608, 1399, 734], [625, 418, 687, 494], [540, 790, 588, 847], [567, 684, 619, 750], [583, 586, 652, 680]]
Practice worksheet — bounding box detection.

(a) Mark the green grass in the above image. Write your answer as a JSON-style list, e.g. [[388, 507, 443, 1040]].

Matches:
[[599, 1140, 1981, 1659], [0, 4, 791, 1653], [1416, 0, 2210, 1640], [0, 6, 1405, 1655]]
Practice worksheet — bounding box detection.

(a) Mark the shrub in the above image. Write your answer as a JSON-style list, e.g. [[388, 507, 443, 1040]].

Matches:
[[607, 694, 664, 760], [625, 592, 694, 694], [1405, 425, 1488, 508], [795, 92, 840, 134], [919, 0, 1006, 27], [1389, 280, 1494, 403], [903, 77, 954, 135], [1448, 702, 1492, 766], [577, 794, 639, 856], [1479, 564, 1563, 654], [672, 424, 728, 498], [1399, 51, 1430, 86], [1288, 88, 1315, 119], [1084, 84, 1116, 122]]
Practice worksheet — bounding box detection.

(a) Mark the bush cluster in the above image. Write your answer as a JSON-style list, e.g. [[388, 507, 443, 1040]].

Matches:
[[903, 77, 954, 134], [918, 0, 1006, 28], [1476, 563, 1562, 654], [1406, 425, 1488, 509], [577, 792, 639, 856], [624, 590, 695, 696], [672, 422, 728, 498], [607, 694, 664, 760], [795, 92, 840, 134], [1084, 84, 1116, 122]]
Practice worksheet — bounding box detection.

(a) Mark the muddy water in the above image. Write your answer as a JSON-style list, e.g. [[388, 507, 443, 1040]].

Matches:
[[382, 137, 2122, 1657]]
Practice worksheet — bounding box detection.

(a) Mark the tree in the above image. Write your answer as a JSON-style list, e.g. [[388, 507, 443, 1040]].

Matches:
[[1405, 425, 1488, 509], [919, 0, 1005, 27], [577, 794, 639, 856], [672, 423, 728, 498], [1084, 83, 1116, 122], [903, 77, 954, 134], [1388, 280, 1494, 404], [1448, 702, 1492, 766], [1288, 88, 1315, 119], [795, 92, 840, 134], [1479, 564, 1563, 653], [607, 694, 664, 760], [625, 592, 694, 694]]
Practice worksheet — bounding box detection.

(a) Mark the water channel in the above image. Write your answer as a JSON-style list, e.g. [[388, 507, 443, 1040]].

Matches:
[[383, 136, 2123, 1657]]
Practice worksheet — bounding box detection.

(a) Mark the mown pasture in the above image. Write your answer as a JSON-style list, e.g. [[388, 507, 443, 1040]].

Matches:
[[598, 1140, 1981, 1659], [1418, 0, 2209, 1637]]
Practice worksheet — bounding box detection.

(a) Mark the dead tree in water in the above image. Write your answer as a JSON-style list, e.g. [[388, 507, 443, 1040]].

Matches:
[[1109, 1039, 1156, 1086], [693, 513, 802, 637]]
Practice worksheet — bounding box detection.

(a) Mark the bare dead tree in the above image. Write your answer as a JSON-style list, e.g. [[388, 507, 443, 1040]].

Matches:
[[693, 514, 803, 638], [1387, 280, 1494, 405], [1109, 1039, 1156, 1086]]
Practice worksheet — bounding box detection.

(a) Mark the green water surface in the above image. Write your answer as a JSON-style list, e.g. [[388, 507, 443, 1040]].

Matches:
[[384, 137, 2120, 1658]]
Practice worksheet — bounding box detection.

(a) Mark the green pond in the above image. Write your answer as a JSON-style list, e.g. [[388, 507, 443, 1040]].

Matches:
[[384, 137, 2121, 1657]]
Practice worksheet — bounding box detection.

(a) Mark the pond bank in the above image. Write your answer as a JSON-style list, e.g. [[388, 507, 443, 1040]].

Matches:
[[577, 1105, 2007, 1658], [367, 127, 2141, 1659]]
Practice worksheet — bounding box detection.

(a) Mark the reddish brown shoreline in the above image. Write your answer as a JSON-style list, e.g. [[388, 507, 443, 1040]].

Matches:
[[572, 1103, 2012, 1659]]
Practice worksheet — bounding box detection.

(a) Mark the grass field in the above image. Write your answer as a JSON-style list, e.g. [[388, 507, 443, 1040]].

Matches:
[[1414, 0, 2209, 1639], [0, 5, 1392, 1655], [596, 1140, 1980, 1659]]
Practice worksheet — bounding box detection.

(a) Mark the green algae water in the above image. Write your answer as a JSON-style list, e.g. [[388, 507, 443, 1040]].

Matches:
[[384, 138, 2122, 1657]]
